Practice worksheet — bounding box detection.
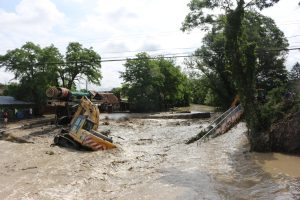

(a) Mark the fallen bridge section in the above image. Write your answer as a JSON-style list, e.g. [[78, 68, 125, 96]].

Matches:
[[186, 104, 244, 144]]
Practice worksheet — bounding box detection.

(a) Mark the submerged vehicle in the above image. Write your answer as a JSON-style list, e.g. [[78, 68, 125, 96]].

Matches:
[[53, 95, 116, 151]]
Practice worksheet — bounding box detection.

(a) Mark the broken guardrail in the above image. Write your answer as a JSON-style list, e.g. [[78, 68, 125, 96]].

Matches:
[[186, 104, 243, 144]]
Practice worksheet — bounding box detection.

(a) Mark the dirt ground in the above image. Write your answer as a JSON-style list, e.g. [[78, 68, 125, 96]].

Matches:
[[0, 115, 299, 200]]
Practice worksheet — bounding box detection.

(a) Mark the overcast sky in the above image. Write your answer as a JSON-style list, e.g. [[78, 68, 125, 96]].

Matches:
[[0, 0, 299, 90]]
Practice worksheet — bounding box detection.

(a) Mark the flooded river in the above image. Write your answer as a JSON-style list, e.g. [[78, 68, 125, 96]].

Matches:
[[0, 114, 299, 199]]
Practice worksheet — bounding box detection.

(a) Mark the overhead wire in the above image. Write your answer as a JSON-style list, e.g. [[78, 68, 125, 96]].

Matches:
[[286, 34, 300, 38], [100, 46, 199, 55], [1, 47, 298, 65]]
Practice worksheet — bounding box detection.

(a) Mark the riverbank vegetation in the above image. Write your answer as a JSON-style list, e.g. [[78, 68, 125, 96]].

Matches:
[[182, 0, 300, 152]]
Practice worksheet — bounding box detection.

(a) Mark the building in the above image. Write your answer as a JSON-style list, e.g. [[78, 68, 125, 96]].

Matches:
[[90, 92, 120, 112], [0, 96, 34, 120]]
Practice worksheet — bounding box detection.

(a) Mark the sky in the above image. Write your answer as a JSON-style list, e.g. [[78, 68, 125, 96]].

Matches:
[[0, 0, 299, 91]]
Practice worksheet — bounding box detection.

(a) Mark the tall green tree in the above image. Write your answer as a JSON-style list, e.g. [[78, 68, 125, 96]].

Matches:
[[0, 42, 103, 113], [121, 53, 163, 112], [62, 42, 102, 89], [157, 57, 190, 108], [0, 42, 62, 113], [121, 53, 189, 112], [186, 11, 288, 108], [185, 27, 235, 108], [182, 0, 284, 151], [245, 11, 288, 90]]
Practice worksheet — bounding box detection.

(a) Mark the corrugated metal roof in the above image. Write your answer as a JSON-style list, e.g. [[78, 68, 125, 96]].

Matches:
[[0, 96, 33, 105]]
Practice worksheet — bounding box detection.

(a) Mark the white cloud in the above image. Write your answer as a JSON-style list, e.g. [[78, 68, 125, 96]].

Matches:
[[0, 68, 15, 84], [71, 0, 203, 89], [0, 0, 65, 53], [1, 0, 299, 90], [262, 0, 300, 70]]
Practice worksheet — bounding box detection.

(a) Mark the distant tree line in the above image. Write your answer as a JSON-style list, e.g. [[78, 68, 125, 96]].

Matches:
[[120, 53, 190, 112], [0, 43, 190, 113]]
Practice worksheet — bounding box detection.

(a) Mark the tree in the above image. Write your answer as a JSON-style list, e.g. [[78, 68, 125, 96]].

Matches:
[[182, 0, 283, 151], [111, 87, 122, 99], [186, 11, 288, 108], [0, 42, 103, 113], [185, 53, 230, 107], [245, 11, 288, 91], [121, 53, 189, 112], [157, 57, 190, 108], [185, 25, 236, 108], [61, 42, 102, 89], [0, 42, 61, 113], [121, 53, 163, 112], [289, 62, 300, 80]]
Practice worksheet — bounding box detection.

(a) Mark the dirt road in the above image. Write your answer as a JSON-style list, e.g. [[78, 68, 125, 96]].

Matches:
[[0, 115, 299, 199]]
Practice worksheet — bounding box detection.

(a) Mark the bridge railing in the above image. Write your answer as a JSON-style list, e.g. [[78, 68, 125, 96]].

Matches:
[[197, 104, 244, 144]]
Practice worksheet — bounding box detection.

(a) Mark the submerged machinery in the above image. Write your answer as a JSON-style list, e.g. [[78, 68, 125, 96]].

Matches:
[[46, 87, 116, 151]]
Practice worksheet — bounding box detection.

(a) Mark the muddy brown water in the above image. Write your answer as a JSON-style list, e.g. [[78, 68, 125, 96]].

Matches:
[[0, 115, 299, 200]]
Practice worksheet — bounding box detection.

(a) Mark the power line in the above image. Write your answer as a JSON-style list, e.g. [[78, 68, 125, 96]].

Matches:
[[82, 46, 300, 63], [101, 51, 196, 60], [278, 21, 300, 26], [100, 46, 199, 55], [47, 47, 300, 62], [99, 42, 300, 56], [101, 55, 192, 63], [286, 35, 300, 38], [0, 47, 299, 66]]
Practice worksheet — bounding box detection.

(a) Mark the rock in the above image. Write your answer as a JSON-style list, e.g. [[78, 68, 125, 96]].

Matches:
[[128, 167, 133, 171], [21, 166, 37, 170], [103, 121, 110, 125], [45, 150, 55, 155]]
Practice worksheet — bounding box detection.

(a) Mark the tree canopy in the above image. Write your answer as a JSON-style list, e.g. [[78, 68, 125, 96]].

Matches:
[[0, 42, 60, 113], [0, 42, 102, 113], [181, 0, 280, 32], [121, 53, 190, 112], [182, 0, 287, 151], [62, 42, 102, 89], [186, 10, 288, 108]]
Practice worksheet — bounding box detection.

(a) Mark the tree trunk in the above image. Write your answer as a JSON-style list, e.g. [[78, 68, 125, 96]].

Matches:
[[224, 0, 270, 152]]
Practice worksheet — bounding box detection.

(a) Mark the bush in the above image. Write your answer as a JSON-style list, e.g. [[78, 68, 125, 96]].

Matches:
[[260, 85, 298, 130]]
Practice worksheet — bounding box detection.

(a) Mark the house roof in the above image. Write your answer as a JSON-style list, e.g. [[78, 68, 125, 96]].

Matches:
[[102, 93, 119, 104], [0, 96, 33, 106], [93, 93, 119, 104]]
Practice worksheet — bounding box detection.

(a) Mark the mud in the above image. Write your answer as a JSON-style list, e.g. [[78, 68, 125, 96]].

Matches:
[[0, 116, 299, 200]]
